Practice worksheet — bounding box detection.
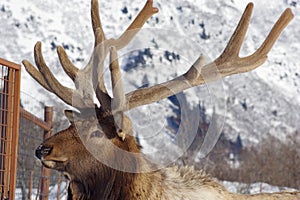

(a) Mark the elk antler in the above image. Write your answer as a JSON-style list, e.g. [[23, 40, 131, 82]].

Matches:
[[123, 3, 294, 111], [23, 1, 293, 128], [22, 0, 158, 110]]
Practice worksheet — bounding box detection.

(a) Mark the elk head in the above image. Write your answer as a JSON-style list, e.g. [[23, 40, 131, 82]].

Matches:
[[22, 0, 293, 196], [34, 108, 143, 180]]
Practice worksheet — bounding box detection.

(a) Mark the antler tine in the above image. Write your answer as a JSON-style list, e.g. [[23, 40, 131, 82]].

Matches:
[[92, 0, 106, 46], [109, 46, 126, 140], [113, 0, 159, 50], [122, 3, 294, 111], [92, 0, 158, 110], [22, 60, 52, 92], [215, 4, 294, 75], [219, 3, 253, 60], [57, 46, 79, 81], [92, 0, 158, 50], [31, 42, 81, 107], [90, 0, 113, 109], [255, 8, 294, 57], [109, 46, 126, 112], [93, 41, 112, 110], [95, 81, 112, 111]]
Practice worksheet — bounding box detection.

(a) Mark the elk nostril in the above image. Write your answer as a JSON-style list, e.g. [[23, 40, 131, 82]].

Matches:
[[35, 145, 53, 159]]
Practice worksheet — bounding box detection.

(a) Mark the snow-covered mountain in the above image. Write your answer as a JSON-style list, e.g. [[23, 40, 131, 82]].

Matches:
[[0, 0, 299, 157]]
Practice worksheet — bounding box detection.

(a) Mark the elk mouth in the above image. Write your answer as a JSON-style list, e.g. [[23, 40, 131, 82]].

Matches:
[[41, 159, 57, 169], [41, 157, 68, 170]]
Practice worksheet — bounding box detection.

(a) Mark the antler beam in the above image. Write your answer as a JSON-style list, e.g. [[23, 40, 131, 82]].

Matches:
[[123, 3, 294, 111], [23, 0, 293, 117]]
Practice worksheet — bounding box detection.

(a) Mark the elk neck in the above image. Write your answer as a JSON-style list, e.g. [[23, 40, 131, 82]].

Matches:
[[67, 148, 165, 200]]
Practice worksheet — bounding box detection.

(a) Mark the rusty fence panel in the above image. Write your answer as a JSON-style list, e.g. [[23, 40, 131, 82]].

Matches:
[[0, 58, 21, 200], [0, 58, 67, 199]]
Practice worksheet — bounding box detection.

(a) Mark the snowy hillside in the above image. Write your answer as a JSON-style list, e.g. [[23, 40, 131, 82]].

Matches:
[[0, 0, 299, 164]]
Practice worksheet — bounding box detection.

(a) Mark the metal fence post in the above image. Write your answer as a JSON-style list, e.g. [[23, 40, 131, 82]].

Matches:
[[57, 174, 61, 200], [20, 105, 68, 199], [9, 63, 21, 200], [39, 106, 53, 200], [28, 171, 34, 200]]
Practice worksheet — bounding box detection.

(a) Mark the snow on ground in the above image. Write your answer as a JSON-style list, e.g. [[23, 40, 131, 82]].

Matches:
[[15, 182, 68, 200], [222, 181, 298, 195]]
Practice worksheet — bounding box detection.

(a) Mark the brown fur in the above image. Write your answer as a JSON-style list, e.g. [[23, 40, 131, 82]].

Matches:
[[25, 0, 296, 198], [36, 112, 299, 200]]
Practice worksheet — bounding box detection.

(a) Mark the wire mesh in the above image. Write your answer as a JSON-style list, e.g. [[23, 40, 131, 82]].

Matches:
[[0, 59, 21, 200], [0, 58, 67, 199], [16, 116, 68, 200]]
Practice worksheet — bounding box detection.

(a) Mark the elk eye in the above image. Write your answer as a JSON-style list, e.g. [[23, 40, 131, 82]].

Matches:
[[90, 130, 104, 138]]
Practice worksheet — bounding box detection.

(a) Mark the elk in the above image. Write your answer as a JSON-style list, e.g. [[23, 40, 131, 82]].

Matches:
[[22, 0, 299, 199]]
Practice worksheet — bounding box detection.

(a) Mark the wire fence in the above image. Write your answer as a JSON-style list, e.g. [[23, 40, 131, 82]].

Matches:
[[0, 57, 67, 200], [0, 58, 21, 200], [17, 104, 68, 200]]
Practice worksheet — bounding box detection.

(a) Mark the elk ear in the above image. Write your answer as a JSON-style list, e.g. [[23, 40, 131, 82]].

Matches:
[[64, 110, 80, 123]]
